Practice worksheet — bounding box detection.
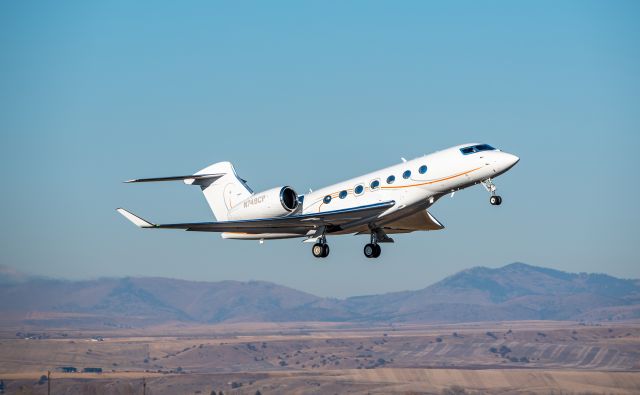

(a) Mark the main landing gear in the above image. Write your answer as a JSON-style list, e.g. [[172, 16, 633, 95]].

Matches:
[[364, 233, 382, 259], [311, 235, 330, 258], [310, 228, 389, 258], [482, 178, 502, 206]]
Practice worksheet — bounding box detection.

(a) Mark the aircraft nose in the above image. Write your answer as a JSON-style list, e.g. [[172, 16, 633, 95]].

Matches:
[[492, 153, 519, 175], [503, 153, 520, 170]]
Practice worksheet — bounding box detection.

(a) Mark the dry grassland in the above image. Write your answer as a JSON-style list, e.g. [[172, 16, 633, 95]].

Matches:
[[1, 321, 639, 394]]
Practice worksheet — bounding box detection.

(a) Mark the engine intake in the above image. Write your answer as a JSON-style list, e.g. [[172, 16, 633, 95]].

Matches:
[[227, 186, 299, 220], [279, 186, 298, 211]]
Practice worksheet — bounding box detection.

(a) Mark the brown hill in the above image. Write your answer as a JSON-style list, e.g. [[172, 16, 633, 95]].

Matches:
[[339, 262, 640, 322], [0, 263, 638, 327]]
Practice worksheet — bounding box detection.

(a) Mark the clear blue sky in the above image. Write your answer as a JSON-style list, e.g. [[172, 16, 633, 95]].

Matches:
[[1, 1, 638, 297]]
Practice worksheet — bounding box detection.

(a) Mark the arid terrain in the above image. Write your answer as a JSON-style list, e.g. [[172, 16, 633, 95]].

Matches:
[[1, 321, 639, 394], [2, 263, 639, 393]]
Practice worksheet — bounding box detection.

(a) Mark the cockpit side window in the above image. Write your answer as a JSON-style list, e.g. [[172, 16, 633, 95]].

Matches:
[[460, 144, 496, 155], [474, 144, 495, 152]]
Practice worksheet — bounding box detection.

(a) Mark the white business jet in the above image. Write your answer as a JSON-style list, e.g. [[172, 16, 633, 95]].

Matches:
[[117, 143, 519, 258]]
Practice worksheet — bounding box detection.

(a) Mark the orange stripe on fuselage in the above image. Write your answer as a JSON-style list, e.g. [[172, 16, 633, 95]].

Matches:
[[315, 166, 482, 211], [380, 167, 482, 189]]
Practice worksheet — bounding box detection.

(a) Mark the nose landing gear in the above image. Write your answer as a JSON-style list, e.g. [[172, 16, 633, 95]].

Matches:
[[482, 178, 502, 206]]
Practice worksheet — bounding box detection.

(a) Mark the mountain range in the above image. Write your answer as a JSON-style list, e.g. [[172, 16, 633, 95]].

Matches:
[[1, 263, 639, 327]]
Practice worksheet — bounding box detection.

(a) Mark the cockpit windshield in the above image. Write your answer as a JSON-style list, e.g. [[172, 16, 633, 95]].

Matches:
[[460, 144, 496, 155]]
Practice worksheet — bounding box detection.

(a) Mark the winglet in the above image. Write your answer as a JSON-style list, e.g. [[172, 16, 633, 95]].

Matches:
[[116, 208, 155, 228]]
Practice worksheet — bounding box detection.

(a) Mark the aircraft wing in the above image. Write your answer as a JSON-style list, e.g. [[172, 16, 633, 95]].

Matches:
[[116, 201, 395, 234]]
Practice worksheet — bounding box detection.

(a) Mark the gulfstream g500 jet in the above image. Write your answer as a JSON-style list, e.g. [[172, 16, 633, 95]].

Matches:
[[117, 143, 519, 258]]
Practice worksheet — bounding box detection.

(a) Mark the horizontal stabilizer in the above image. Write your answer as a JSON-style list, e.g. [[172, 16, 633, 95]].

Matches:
[[116, 208, 155, 228], [124, 174, 223, 184]]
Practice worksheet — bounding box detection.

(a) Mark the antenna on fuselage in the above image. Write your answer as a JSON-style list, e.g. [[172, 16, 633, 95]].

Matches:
[[400, 157, 407, 163]]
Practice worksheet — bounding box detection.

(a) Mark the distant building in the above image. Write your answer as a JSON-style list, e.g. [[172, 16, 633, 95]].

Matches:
[[59, 367, 77, 373], [83, 367, 102, 373]]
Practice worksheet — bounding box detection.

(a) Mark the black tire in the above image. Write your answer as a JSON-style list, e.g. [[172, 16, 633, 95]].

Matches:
[[364, 243, 375, 258], [372, 244, 381, 258], [321, 243, 330, 258], [312, 243, 324, 258], [490, 196, 498, 205], [496, 196, 502, 205]]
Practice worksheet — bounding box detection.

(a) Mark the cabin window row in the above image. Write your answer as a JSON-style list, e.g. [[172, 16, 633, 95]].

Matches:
[[322, 164, 428, 204]]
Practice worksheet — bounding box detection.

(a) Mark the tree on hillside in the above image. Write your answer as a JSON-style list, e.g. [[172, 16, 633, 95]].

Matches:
[[442, 385, 467, 395]]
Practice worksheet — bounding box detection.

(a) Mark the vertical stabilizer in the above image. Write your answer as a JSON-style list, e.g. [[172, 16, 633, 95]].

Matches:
[[186, 162, 253, 221]]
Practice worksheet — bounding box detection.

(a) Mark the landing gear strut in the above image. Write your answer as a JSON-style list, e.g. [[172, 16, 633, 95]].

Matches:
[[482, 178, 502, 206], [364, 233, 381, 259], [311, 235, 330, 258]]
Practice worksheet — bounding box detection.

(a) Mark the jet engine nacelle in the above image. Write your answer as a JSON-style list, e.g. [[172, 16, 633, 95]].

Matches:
[[227, 186, 299, 220]]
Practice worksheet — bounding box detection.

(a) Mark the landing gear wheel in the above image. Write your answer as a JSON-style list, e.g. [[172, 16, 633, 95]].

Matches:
[[312, 243, 324, 258], [490, 195, 502, 206], [364, 243, 381, 258], [321, 243, 330, 258], [312, 243, 330, 258], [364, 243, 375, 258], [372, 244, 381, 258]]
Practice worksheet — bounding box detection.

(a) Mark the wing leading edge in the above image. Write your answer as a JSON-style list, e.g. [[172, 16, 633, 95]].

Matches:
[[116, 201, 395, 234]]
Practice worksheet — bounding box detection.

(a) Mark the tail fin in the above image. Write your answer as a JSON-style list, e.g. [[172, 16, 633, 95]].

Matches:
[[187, 162, 253, 221]]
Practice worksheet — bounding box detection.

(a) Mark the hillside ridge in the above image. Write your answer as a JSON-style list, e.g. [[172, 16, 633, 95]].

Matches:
[[1, 263, 638, 326]]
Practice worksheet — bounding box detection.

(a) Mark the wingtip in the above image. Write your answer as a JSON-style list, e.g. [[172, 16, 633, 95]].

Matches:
[[116, 208, 155, 228]]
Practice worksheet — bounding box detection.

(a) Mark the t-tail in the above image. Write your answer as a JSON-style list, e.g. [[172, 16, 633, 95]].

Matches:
[[124, 161, 252, 221]]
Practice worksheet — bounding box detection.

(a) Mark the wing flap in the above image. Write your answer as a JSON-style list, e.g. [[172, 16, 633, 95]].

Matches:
[[378, 209, 444, 233]]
